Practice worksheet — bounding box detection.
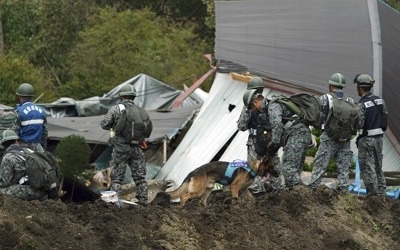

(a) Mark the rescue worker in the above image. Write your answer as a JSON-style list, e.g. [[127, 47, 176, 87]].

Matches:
[[0, 130, 47, 200], [307, 73, 354, 191], [354, 74, 388, 196], [100, 84, 152, 206], [268, 95, 311, 189], [12, 83, 48, 153], [237, 77, 281, 195]]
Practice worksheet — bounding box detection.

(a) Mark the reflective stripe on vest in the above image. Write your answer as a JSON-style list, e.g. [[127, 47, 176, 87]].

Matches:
[[21, 119, 44, 126]]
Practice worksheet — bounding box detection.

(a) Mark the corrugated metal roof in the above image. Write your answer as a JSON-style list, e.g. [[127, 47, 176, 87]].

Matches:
[[156, 73, 246, 187]]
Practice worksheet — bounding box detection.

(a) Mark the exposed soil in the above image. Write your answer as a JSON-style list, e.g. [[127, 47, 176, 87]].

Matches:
[[1, 185, 400, 250]]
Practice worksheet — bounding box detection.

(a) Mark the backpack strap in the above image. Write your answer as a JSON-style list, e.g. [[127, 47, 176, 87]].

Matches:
[[276, 98, 302, 117], [117, 104, 125, 112], [9, 150, 26, 162], [326, 93, 334, 108], [7, 148, 30, 185]]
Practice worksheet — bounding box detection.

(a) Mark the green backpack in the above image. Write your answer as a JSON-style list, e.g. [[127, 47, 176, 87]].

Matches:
[[275, 93, 322, 128], [11, 147, 62, 199], [324, 93, 359, 142], [114, 103, 153, 144]]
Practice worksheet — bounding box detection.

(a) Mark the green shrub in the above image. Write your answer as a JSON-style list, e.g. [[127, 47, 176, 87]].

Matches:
[[312, 127, 322, 137], [55, 134, 91, 178], [307, 146, 318, 157], [303, 162, 312, 172]]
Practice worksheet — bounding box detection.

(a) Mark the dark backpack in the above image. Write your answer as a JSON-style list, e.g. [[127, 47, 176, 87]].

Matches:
[[324, 94, 359, 142], [114, 103, 153, 144], [275, 93, 322, 128], [255, 112, 273, 156], [11, 148, 62, 199]]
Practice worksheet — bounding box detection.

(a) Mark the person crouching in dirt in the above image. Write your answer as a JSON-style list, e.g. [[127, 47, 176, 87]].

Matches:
[[0, 130, 47, 200], [267, 97, 312, 189], [237, 77, 282, 196], [100, 84, 153, 206]]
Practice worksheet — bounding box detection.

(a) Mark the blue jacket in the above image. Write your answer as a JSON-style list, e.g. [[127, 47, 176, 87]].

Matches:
[[16, 101, 47, 143]]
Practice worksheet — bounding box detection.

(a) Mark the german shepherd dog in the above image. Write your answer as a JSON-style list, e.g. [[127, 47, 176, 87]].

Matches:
[[151, 156, 277, 207]]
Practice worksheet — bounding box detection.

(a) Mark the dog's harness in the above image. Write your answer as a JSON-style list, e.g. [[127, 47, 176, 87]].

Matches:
[[219, 160, 257, 186]]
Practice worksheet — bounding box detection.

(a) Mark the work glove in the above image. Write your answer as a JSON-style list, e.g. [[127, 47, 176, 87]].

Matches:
[[267, 141, 281, 154]]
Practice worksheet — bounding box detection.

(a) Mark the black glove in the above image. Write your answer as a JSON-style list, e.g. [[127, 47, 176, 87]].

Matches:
[[267, 141, 280, 154]]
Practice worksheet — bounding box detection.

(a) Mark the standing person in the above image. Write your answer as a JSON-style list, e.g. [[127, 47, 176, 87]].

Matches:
[[12, 83, 48, 153], [238, 77, 281, 195], [100, 84, 153, 206], [0, 130, 47, 200], [308, 73, 354, 191], [354, 74, 388, 196], [268, 96, 312, 189]]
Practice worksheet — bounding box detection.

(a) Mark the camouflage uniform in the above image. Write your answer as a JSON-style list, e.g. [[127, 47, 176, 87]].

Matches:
[[100, 99, 148, 205], [308, 90, 353, 190], [268, 101, 311, 188], [237, 105, 282, 193], [237, 107, 257, 162], [356, 91, 387, 195], [0, 144, 47, 200]]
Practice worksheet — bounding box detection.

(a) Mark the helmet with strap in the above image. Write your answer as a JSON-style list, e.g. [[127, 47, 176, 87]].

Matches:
[[354, 74, 375, 87], [328, 73, 346, 88], [0, 129, 19, 146]]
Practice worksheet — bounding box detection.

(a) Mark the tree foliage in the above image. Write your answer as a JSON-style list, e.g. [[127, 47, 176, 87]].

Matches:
[[1, 1, 213, 100], [2, 0, 41, 56], [3, 0, 95, 85], [59, 7, 209, 99], [0, 53, 55, 106]]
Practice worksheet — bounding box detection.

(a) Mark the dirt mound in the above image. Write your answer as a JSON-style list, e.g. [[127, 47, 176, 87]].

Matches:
[[1, 186, 400, 250]]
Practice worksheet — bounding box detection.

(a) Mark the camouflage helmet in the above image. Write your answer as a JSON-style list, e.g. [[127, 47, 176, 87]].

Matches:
[[247, 77, 264, 90], [243, 89, 257, 109], [16, 83, 34, 97], [119, 84, 137, 97], [354, 74, 375, 87], [328, 73, 346, 88], [0, 129, 19, 145]]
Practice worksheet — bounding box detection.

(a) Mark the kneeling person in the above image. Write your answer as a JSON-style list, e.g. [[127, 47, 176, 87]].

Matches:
[[0, 130, 47, 200]]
